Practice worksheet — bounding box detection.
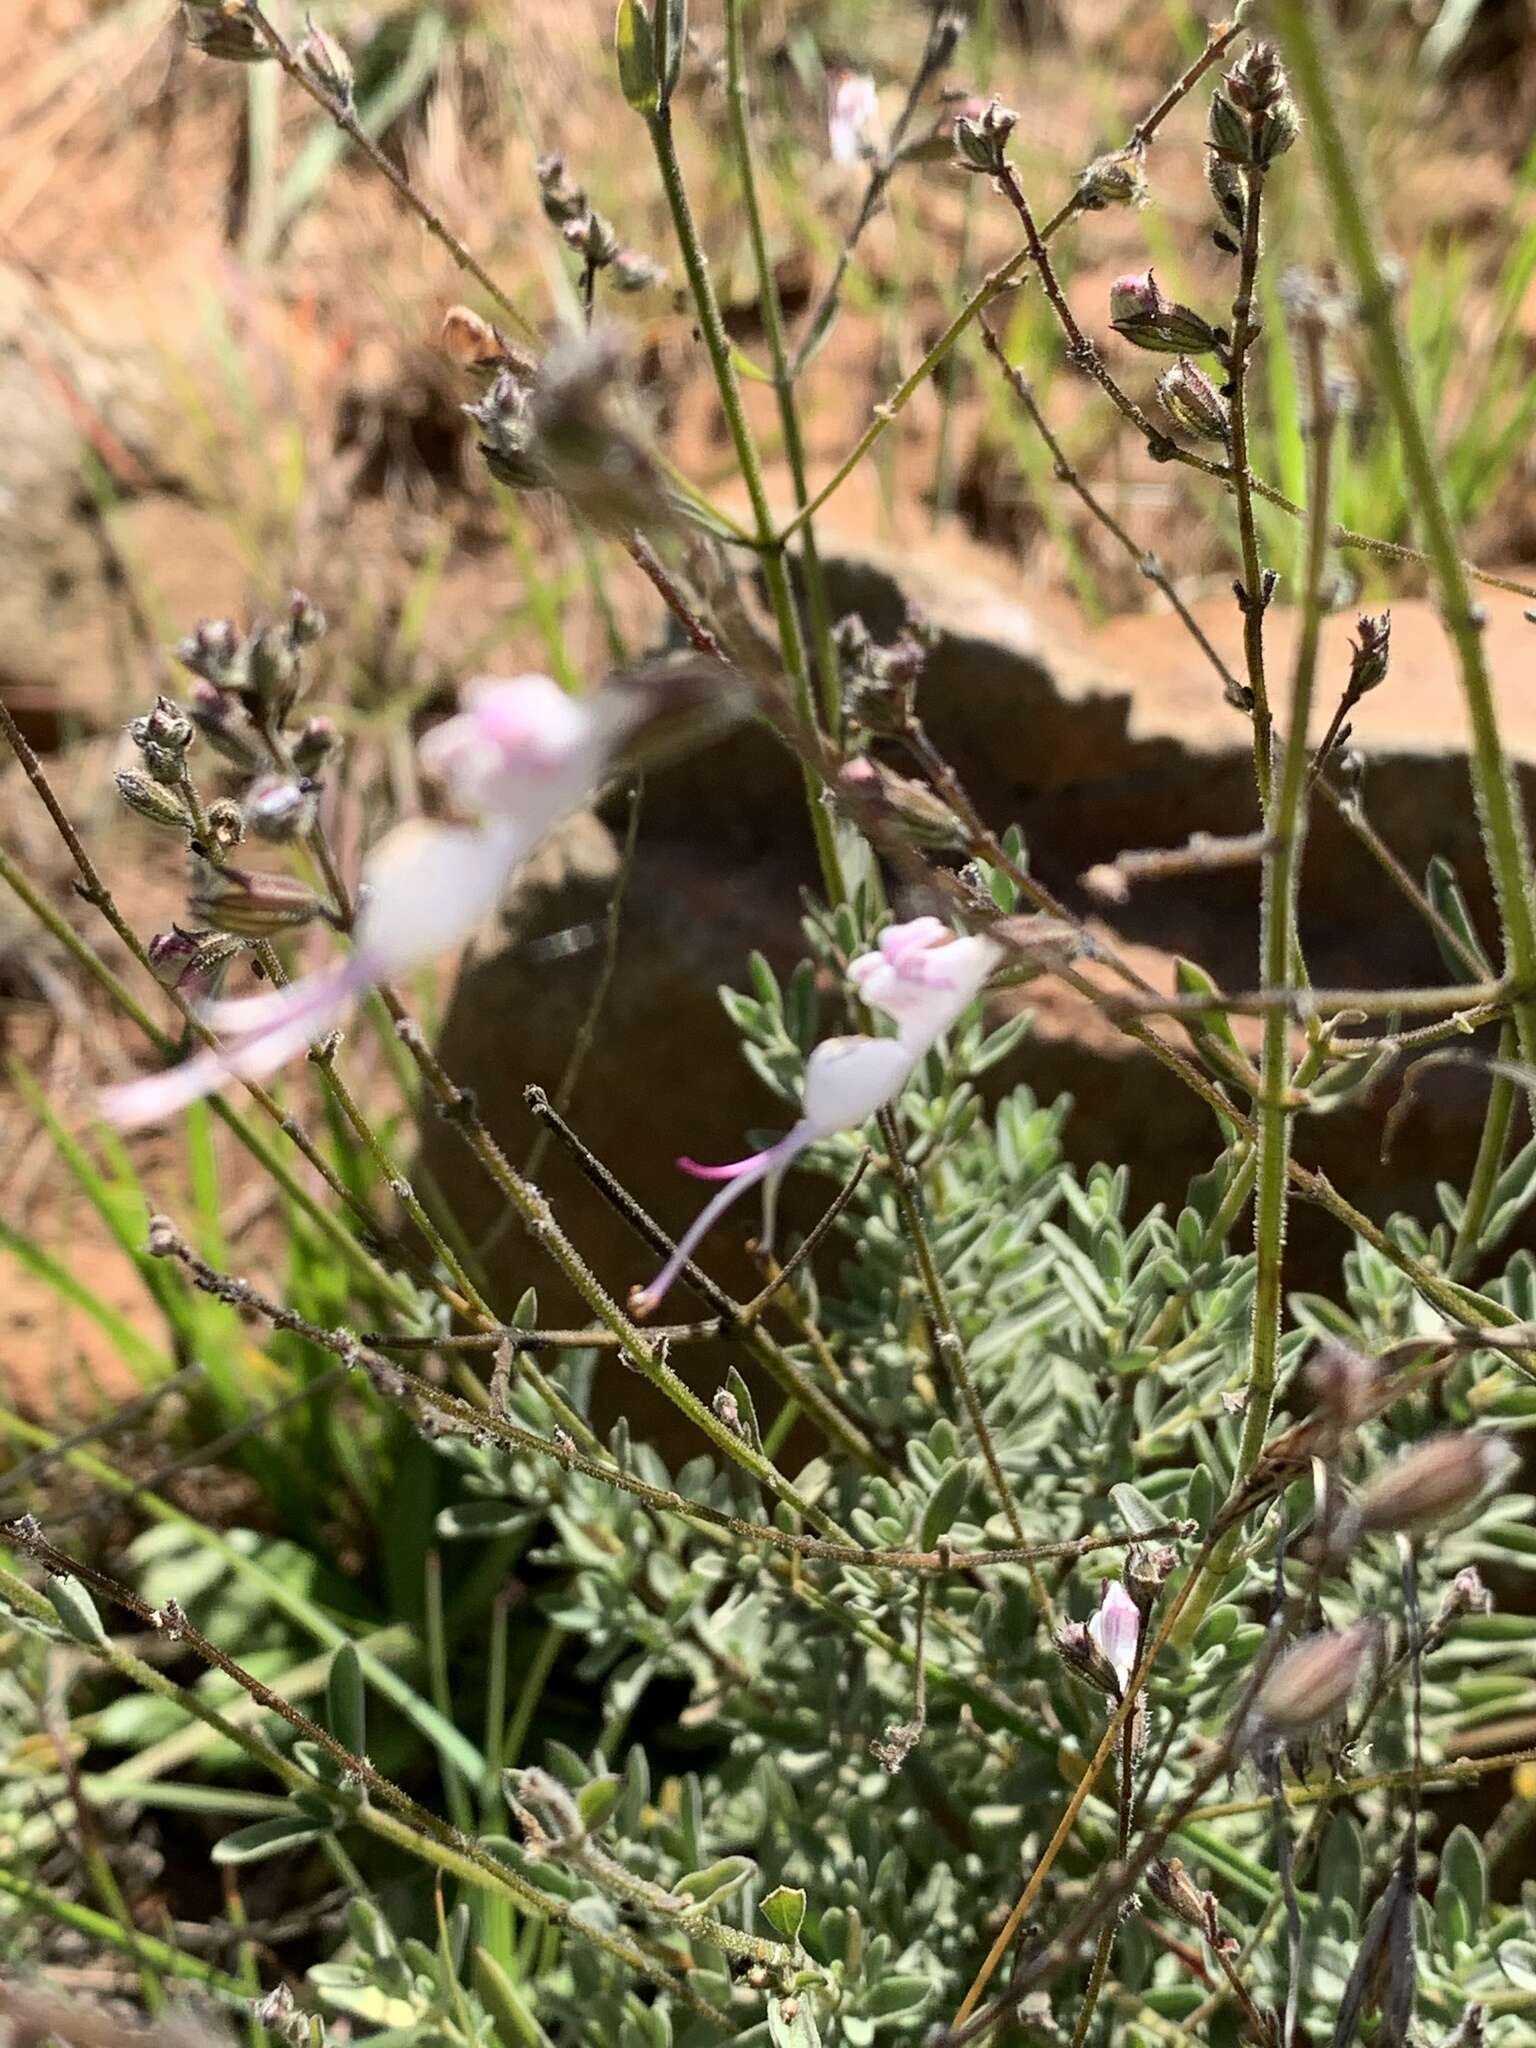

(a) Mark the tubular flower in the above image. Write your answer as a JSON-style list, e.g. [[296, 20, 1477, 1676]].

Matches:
[[633, 919, 1002, 1313], [102, 675, 623, 1131]]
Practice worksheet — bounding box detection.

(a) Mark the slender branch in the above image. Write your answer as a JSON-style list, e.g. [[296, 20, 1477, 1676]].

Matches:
[[234, 1, 535, 340]]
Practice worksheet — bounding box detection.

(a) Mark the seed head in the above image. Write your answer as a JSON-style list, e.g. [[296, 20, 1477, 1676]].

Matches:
[[1157, 357, 1230, 443], [1077, 146, 1146, 212], [953, 97, 1019, 176], [1253, 1622, 1375, 1736], [1357, 1434, 1516, 1540]]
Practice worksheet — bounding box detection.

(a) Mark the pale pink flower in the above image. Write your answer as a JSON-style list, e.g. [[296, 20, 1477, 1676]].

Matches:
[[827, 69, 883, 165], [1088, 1579, 1141, 1695], [848, 917, 1004, 1050], [635, 919, 999, 1312], [102, 676, 617, 1131]]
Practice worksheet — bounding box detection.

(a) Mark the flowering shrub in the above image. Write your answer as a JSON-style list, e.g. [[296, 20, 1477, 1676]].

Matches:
[[6, 4, 1536, 2047]]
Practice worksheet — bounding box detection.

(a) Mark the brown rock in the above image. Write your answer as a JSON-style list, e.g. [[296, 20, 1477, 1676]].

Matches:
[[423, 543, 1535, 1345]]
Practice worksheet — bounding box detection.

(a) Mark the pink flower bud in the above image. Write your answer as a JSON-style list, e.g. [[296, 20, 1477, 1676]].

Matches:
[[1357, 1434, 1515, 1539], [1087, 1578, 1141, 1694]]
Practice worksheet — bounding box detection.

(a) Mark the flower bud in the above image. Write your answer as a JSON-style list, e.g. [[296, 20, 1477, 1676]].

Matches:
[[953, 97, 1018, 176], [244, 625, 302, 723], [1349, 612, 1391, 696], [536, 155, 586, 226], [1055, 1620, 1121, 1698], [1224, 41, 1288, 117], [177, 617, 245, 688], [148, 925, 244, 1000], [567, 211, 620, 268], [181, 2, 270, 63], [611, 248, 667, 294], [292, 716, 340, 777], [1253, 1623, 1375, 1736], [204, 798, 246, 853], [244, 774, 319, 843], [288, 591, 327, 647], [1076, 146, 1146, 212], [1207, 91, 1251, 164], [189, 857, 323, 938], [187, 686, 260, 774], [465, 369, 545, 493], [129, 696, 196, 784], [296, 15, 352, 110], [1357, 1434, 1515, 1539], [1148, 1858, 1219, 1940], [1436, 1565, 1492, 1629], [1109, 270, 1219, 356], [835, 757, 964, 850], [116, 771, 191, 831], [1157, 357, 1230, 443], [1126, 1543, 1177, 1612]]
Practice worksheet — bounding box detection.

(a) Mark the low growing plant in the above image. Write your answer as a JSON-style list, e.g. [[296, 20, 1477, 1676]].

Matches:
[[6, 3, 1536, 2046]]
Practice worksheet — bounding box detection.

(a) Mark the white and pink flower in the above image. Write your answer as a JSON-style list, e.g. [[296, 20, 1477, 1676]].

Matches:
[[1087, 1579, 1141, 1696], [827, 69, 883, 165], [633, 918, 1002, 1313], [102, 675, 624, 1132]]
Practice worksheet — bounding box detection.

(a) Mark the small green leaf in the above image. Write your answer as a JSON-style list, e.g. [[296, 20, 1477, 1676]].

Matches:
[[760, 1884, 807, 1944], [1184, 1465, 1216, 1533], [1425, 855, 1493, 979], [861, 1974, 933, 2018], [1441, 1824, 1486, 1928], [576, 1774, 623, 1831], [1110, 1482, 1166, 1536], [45, 1574, 108, 1648], [1499, 1939, 1536, 1991], [920, 1461, 972, 1551], [213, 1813, 330, 1865], [326, 1641, 366, 1756], [615, 0, 658, 113], [676, 1855, 755, 1912]]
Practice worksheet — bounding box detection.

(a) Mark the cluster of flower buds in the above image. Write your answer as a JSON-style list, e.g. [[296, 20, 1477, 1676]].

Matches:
[[1157, 356, 1230, 444], [128, 697, 196, 787], [536, 156, 664, 298], [1109, 271, 1221, 358], [177, 593, 328, 737], [1348, 612, 1392, 697], [1076, 144, 1147, 213], [1209, 41, 1300, 173], [835, 608, 933, 737], [953, 97, 1018, 178]]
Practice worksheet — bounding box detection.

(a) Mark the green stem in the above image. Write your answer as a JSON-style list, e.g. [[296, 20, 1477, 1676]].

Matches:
[[722, 0, 841, 734], [1451, 1021, 1519, 1277], [1227, 165, 1274, 812], [643, 102, 845, 905], [1271, 0, 1536, 1077]]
